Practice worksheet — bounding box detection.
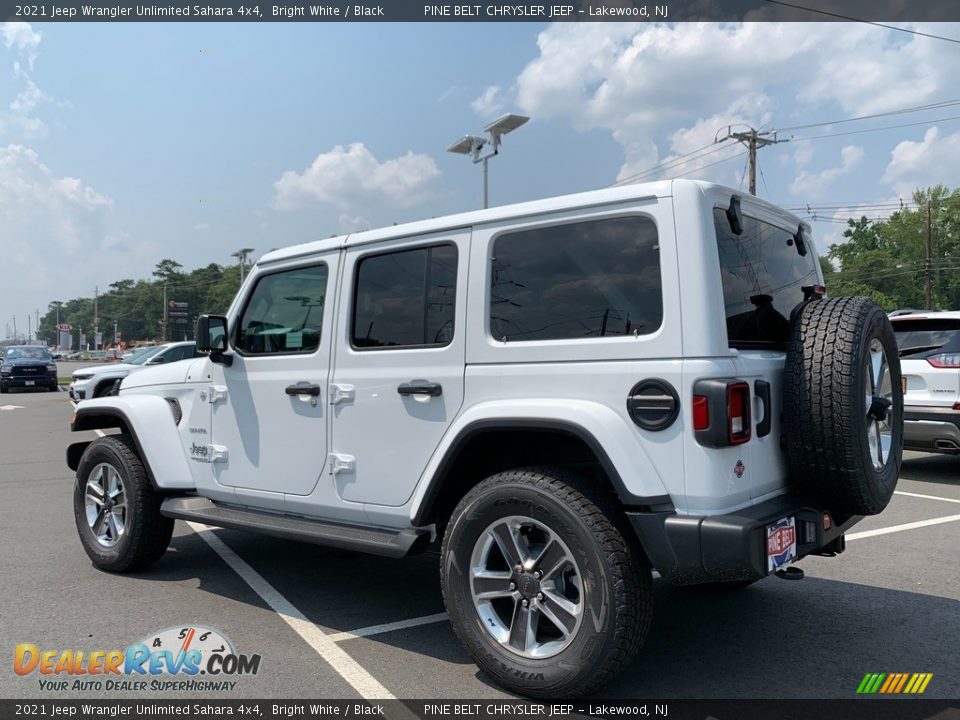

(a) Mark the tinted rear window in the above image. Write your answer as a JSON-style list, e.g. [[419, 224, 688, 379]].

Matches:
[[714, 208, 818, 348], [892, 319, 960, 353]]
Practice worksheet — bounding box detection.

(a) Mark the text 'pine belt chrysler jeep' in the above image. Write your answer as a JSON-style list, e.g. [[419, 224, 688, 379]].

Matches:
[[67, 180, 903, 697]]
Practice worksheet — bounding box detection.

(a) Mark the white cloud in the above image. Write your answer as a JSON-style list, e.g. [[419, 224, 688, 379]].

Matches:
[[2, 25, 51, 137], [882, 127, 960, 198], [0, 144, 115, 298], [512, 22, 959, 184], [789, 145, 864, 198], [1, 22, 41, 69], [193, 222, 210, 231], [272, 143, 441, 223], [471, 85, 504, 118]]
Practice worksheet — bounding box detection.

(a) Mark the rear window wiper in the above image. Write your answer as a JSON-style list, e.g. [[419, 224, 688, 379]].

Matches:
[[899, 344, 943, 357]]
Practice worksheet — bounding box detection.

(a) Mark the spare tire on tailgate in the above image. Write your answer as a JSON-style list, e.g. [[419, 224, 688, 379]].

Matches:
[[783, 296, 903, 516]]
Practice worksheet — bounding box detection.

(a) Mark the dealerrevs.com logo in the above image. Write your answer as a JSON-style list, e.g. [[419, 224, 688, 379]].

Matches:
[[15, 625, 261, 692]]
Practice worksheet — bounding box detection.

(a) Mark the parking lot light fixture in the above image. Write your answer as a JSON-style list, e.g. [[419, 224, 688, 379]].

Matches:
[[447, 113, 529, 209]]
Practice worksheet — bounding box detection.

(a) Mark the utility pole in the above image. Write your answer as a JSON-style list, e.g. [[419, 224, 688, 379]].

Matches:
[[94, 286, 99, 350], [28, 314, 31, 342], [163, 282, 168, 342], [35, 309, 39, 343], [13, 316, 17, 341], [716, 126, 785, 196], [926, 200, 933, 310]]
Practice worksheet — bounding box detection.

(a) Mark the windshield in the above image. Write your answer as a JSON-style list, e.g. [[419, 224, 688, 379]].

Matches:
[[893, 319, 960, 355], [5, 347, 51, 361], [714, 208, 819, 348], [128, 346, 165, 365]]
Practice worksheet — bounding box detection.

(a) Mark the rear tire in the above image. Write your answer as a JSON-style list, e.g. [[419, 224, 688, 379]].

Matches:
[[441, 467, 651, 697], [73, 434, 174, 572], [783, 297, 903, 516]]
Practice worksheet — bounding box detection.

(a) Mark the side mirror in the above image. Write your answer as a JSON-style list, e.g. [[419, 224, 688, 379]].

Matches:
[[196, 315, 228, 353], [726, 195, 744, 236], [145, 357, 164, 365]]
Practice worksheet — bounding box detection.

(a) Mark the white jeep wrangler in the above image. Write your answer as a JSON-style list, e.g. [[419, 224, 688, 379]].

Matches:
[[68, 180, 903, 697]]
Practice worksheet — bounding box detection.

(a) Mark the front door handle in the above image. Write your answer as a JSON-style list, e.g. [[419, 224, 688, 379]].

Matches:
[[397, 381, 442, 397], [286, 382, 321, 397]]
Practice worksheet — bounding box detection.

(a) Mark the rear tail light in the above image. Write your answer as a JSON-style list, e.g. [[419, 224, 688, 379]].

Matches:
[[692, 395, 709, 430], [927, 353, 960, 368], [692, 378, 753, 447], [727, 382, 752, 445]]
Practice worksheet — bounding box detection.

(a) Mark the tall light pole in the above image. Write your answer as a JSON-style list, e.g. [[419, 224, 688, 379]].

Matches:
[[232, 248, 255, 286], [447, 113, 529, 209]]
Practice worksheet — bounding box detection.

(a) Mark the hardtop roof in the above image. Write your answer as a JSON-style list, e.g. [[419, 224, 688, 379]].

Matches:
[[257, 179, 804, 265]]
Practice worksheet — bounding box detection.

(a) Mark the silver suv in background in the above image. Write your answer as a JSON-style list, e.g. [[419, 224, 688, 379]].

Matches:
[[69, 342, 199, 401], [891, 311, 960, 454]]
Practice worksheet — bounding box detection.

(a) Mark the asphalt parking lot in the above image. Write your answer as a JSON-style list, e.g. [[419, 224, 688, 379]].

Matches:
[[2, 388, 958, 700]]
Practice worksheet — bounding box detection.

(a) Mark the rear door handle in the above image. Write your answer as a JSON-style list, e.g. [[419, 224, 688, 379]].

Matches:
[[397, 381, 442, 397], [286, 382, 321, 397]]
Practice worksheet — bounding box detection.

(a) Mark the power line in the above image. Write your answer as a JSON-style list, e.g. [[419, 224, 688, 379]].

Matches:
[[790, 113, 960, 142], [610, 140, 734, 186], [773, 99, 960, 133], [764, 1, 960, 45]]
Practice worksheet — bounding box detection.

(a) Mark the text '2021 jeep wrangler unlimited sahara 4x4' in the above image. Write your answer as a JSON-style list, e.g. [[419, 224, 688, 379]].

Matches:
[[67, 180, 902, 697]]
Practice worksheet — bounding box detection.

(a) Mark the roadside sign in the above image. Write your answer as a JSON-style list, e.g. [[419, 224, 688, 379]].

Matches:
[[56, 323, 73, 332]]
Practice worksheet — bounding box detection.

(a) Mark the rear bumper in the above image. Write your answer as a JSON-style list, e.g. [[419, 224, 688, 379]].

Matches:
[[628, 493, 861, 585], [903, 407, 960, 453]]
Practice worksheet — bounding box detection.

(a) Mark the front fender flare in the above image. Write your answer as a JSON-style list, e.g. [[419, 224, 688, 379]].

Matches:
[[69, 396, 195, 490]]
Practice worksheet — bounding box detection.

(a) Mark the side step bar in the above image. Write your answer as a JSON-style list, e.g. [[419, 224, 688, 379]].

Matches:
[[161, 496, 430, 559]]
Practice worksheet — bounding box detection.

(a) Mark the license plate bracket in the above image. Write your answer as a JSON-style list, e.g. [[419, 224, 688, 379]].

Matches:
[[766, 516, 797, 572]]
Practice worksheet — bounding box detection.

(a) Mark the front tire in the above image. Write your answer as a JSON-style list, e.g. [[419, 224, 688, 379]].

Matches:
[[73, 434, 174, 572], [441, 467, 651, 697]]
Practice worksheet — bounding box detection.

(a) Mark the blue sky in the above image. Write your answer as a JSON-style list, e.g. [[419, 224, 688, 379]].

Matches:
[[3, 21, 960, 335]]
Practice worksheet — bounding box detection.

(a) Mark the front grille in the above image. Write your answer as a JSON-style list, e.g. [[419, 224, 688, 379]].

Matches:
[[12, 366, 44, 377]]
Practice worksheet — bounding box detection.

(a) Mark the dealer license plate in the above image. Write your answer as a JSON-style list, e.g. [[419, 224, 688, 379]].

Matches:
[[24, 380, 35, 386], [766, 516, 797, 572]]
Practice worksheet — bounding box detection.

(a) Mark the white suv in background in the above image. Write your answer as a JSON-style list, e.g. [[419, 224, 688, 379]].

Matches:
[[69, 342, 199, 401], [891, 311, 960, 454], [66, 180, 904, 697]]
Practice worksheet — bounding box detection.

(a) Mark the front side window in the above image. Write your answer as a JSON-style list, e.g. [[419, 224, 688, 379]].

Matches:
[[352, 244, 457, 349], [237, 264, 328, 355], [489, 216, 663, 342], [714, 208, 818, 348]]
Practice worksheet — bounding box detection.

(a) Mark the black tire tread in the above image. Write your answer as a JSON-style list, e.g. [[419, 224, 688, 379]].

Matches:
[[75, 434, 174, 572], [783, 296, 902, 515], [441, 466, 652, 698]]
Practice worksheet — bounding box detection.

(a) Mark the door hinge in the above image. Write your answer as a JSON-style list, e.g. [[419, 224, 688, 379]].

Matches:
[[190, 443, 228, 463], [329, 383, 355, 405], [205, 385, 228, 404], [328, 453, 355, 475]]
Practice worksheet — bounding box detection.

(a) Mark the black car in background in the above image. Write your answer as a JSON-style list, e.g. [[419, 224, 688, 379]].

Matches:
[[0, 346, 58, 393]]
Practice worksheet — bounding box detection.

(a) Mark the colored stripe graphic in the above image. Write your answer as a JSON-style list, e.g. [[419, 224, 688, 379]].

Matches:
[[857, 673, 933, 694]]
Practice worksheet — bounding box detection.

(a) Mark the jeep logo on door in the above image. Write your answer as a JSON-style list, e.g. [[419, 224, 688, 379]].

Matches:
[[190, 443, 209, 462]]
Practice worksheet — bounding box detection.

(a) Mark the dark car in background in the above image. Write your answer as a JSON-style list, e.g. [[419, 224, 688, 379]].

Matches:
[[0, 346, 59, 393]]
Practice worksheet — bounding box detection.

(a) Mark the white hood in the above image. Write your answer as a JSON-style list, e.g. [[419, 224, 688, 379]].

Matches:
[[121, 357, 208, 390]]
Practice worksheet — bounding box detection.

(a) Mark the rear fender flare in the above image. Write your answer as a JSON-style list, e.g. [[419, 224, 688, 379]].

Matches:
[[409, 399, 672, 525]]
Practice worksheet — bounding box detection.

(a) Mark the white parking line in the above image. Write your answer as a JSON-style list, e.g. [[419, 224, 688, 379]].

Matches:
[[327, 613, 449, 643], [894, 490, 960, 505], [846, 513, 960, 541], [186, 521, 396, 700]]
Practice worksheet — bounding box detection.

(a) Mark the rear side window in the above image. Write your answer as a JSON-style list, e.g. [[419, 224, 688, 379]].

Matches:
[[714, 208, 818, 348], [352, 244, 457, 349], [489, 216, 662, 342]]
